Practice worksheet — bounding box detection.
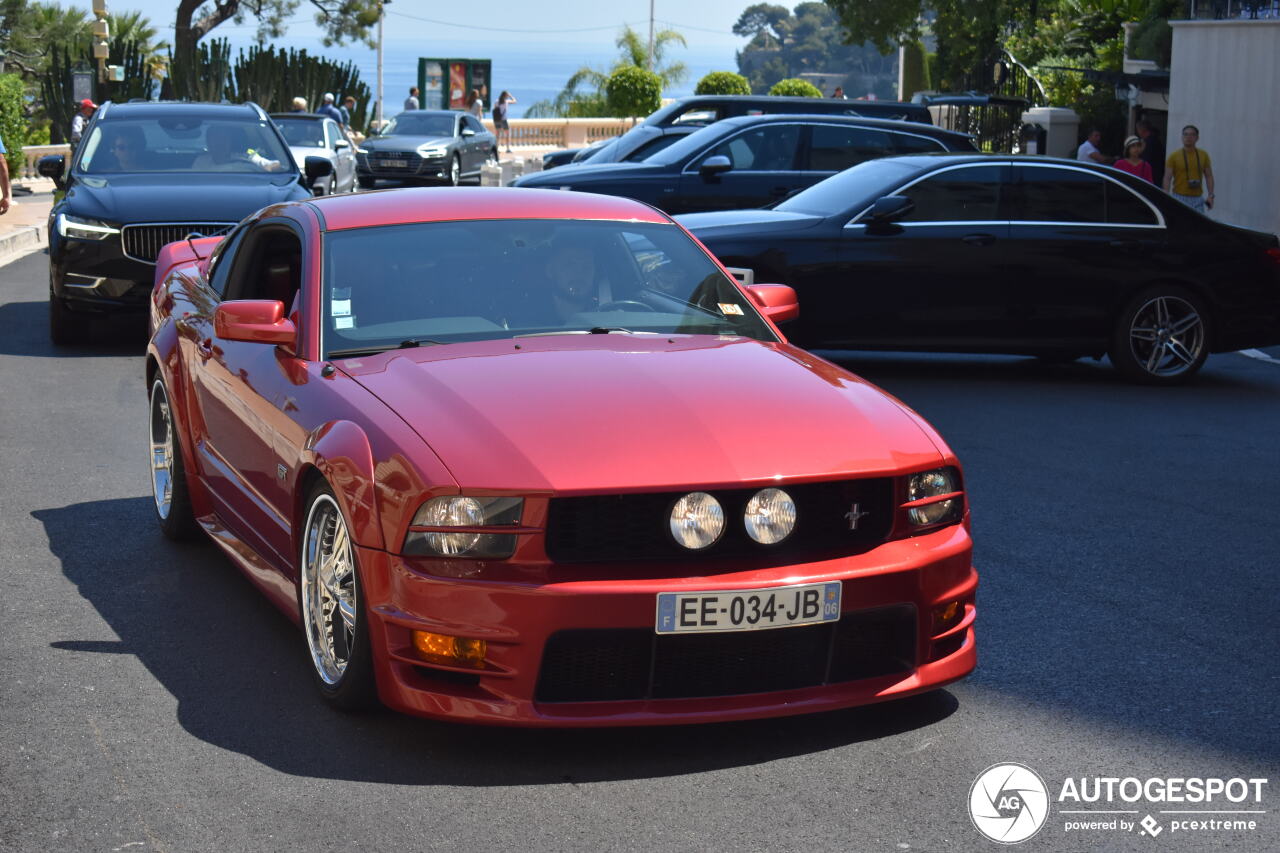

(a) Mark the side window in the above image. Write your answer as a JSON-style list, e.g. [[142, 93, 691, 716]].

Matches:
[[805, 125, 894, 172], [1011, 166, 1105, 223], [898, 165, 1003, 222], [1105, 181, 1158, 225], [671, 108, 720, 126], [205, 222, 252, 299], [223, 224, 304, 311], [895, 133, 947, 154], [703, 125, 801, 171], [464, 115, 484, 133], [624, 134, 685, 162], [324, 121, 337, 148]]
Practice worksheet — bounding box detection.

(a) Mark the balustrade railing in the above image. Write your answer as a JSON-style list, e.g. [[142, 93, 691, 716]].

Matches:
[[19, 144, 71, 179]]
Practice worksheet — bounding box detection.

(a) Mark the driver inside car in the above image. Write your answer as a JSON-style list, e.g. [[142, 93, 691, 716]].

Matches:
[[544, 241, 600, 322]]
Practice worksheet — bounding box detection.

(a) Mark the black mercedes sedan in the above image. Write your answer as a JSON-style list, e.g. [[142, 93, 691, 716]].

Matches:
[[356, 110, 496, 188], [678, 154, 1280, 383], [39, 101, 330, 343], [512, 114, 975, 214]]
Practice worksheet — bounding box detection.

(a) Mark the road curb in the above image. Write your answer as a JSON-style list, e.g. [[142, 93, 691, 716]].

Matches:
[[0, 225, 45, 269]]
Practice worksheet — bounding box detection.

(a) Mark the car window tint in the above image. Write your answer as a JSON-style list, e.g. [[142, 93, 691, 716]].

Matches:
[[705, 125, 800, 171], [899, 165, 1002, 222], [80, 116, 295, 174], [1011, 166, 1105, 223], [463, 115, 484, 133], [384, 114, 456, 136], [805, 125, 894, 172], [895, 134, 947, 154], [1105, 180, 1158, 225], [206, 222, 252, 299], [278, 119, 326, 148], [225, 225, 304, 307]]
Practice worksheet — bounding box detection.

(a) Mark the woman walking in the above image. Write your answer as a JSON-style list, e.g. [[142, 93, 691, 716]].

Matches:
[[1112, 135, 1153, 183], [493, 90, 517, 153]]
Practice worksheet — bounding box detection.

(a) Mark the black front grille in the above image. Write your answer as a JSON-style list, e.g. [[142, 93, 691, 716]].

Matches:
[[121, 222, 235, 264], [535, 604, 917, 703], [546, 478, 894, 564]]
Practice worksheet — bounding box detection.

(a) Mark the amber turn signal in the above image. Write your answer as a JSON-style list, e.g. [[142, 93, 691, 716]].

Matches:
[[412, 630, 487, 669], [932, 600, 962, 634]]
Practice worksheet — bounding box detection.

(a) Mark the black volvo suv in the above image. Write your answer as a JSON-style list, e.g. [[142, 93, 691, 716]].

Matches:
[[40, 101, 331, 343]]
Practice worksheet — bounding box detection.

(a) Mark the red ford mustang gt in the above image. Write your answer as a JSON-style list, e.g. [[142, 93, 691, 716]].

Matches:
[[146, 187, 977, 726]]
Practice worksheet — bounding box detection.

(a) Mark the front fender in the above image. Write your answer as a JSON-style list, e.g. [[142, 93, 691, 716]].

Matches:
[[302, 420, 383, 550]]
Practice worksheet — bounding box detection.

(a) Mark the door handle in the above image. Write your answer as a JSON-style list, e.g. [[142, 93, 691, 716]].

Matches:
[[961, 233, 996, 246]]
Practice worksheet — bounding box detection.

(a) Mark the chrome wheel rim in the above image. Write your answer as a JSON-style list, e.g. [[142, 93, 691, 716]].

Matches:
[[1128, 295, 1205, 377], [149, 381, 174, 519], [301, 494, 357, 685], [450, 157, 460, 185]]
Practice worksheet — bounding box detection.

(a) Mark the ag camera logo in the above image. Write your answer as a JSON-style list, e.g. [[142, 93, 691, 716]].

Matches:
[[969, 763, 1050, 844]]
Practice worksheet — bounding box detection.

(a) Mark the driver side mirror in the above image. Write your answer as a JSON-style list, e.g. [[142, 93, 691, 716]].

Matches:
[[867, 195, 915, 224], [745, 283, 799, 324], [334, 139, 350, 150], [215, 300, 297, 350], [699, 155, 732, 178], [303, 155, 333, 183], [38, 154, 66, 189]]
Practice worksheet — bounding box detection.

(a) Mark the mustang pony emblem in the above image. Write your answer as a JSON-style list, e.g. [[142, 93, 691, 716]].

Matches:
[[845, 503, 870, 530]]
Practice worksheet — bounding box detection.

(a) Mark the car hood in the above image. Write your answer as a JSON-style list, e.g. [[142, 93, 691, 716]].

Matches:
[[341, 335, 945, 492], [362, 135, 455, 152], [513, 161, 663, 187], [64, 172, 309, 224], [677, 209, 825, 238], [288, 146, 335, 167]]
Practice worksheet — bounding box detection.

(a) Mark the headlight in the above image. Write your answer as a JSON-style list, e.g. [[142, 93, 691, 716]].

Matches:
[[743, 488, 796, 545], [906, 467, 964, 527], [403, 496, 523, 558], [669, 492, 725, 550], [419, 145, 448, 158], [58, 213, 119, 240]]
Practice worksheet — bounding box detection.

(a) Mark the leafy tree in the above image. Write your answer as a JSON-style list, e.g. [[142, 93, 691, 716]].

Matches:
[[732, 3, 790, 46], [900, 39, 930, 99], [695, 71, 751, 95], [768, 77, 822, 97], [734, 3, 897, 95], [0, 73, 26, 173], [172, 0, 380, 98], [606, 66, 662, 118], [528, 25, 686, 118]]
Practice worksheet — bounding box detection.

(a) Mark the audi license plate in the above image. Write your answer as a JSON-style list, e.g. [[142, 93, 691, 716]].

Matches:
[[656, 582, 841, 634], [379, 159, 408, 168]]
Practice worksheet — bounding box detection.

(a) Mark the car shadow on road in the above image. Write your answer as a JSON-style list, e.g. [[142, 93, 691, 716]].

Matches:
[[34, 496, 958, 786], [0, 299, 146, 358]]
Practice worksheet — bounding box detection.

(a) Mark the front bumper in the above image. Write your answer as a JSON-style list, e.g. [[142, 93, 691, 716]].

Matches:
[[357, 523, 977, 727], [357, 152, 451, 182], [51, 232, 153, 312]]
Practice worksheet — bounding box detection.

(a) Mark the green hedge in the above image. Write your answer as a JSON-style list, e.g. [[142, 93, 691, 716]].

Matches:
[[695, 71, 751, 96], [605, 65, 662, 118], [0, 74, 26, 175], [768, 78, 822, 98]]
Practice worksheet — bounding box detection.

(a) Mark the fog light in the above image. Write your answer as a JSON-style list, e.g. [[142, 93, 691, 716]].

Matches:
[[932, 600, 962, 634], [412, 630, 487, 669]]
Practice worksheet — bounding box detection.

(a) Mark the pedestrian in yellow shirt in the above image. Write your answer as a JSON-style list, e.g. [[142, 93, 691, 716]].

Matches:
[[1163, 125, 1214, 214]]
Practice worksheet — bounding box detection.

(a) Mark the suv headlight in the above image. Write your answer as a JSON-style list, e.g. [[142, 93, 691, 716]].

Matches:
[[58, 213, 119, 241], [905, 467, 964, 528], [404, 496, 523, 558]]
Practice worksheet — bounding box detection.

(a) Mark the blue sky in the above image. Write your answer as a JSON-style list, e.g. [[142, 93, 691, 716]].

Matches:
[[121, 0, 754, 50]]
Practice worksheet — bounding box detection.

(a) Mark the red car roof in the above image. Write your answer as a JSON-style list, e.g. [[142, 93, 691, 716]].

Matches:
[[308, 187, 673, 231]]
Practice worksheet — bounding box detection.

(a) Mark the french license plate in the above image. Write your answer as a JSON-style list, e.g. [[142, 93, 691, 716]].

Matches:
[[378, 159, 408, 168], [655, 582, 841, 634]]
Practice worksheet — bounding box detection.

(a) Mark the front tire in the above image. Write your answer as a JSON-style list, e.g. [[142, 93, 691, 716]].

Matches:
[[447, 154, 461, 187], [299, 483, 377, 710], [1109, 286, 1209, 384], [149, 379, 200, 540]]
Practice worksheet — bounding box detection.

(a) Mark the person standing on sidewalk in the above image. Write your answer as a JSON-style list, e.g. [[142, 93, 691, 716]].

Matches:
[[316, 93, 343, 124], [70, 99, 96, 145], [493, 90, 516, 153], [0, 134, 10, 214], [404, 87, 420, 112], [1163, 124, 1214, 214]]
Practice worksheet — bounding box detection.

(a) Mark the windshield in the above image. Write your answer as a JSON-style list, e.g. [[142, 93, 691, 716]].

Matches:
[[381, 113, 456, 137], [80, 116, 295, 175], [321, 219, 777, 357], [275, 118, 327, 148], [774, 158, 924, 217], [643, 122, 737, 167]]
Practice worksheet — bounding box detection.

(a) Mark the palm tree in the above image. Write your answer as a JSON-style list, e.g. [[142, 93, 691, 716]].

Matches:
[[527, 25, 687, 118], [615, 25, 688, 87]]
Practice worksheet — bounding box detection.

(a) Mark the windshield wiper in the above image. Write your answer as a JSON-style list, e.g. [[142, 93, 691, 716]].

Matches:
[[326, 338, 445, 359]]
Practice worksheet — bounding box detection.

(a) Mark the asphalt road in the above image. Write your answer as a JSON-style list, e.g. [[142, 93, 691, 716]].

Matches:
[[2, 248, 1277, 853]]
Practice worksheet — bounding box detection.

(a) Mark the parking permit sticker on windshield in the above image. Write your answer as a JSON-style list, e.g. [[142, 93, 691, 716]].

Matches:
[[719, 303, 744, 316], [331, 287, 352, 317], [334, 316, 355, 330]]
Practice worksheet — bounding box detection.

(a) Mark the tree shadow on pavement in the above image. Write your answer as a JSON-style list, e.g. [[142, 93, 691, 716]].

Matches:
[[0, 299, 146, 358], [34, 496, 958, 786]]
